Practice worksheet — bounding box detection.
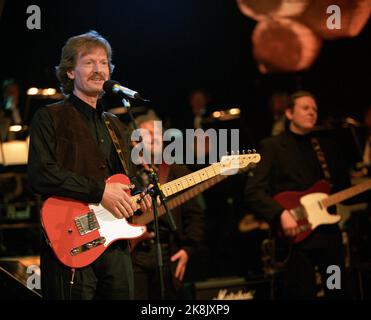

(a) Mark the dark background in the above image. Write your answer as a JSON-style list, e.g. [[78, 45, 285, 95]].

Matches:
[[1, 0, 370, 282], [1, 0, 370, 142]]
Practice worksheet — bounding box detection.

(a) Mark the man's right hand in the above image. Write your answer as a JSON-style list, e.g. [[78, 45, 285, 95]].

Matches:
[[101, 183, 137, 219], [280, 210, 300, 238]]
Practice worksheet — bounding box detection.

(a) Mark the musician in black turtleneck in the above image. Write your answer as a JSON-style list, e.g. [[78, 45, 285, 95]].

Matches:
[[244, 91, 351, 299]]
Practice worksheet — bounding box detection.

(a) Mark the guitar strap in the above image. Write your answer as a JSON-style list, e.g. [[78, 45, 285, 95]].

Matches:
[[102, 112, 130, 175], [310, 136, 331, 182]]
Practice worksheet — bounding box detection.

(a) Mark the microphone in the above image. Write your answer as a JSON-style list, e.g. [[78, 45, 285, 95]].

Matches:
[[103, 80, 146, 101]]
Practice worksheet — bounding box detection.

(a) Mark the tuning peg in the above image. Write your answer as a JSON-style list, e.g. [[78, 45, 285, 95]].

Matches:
[[252, 149, 256, 153], [242, 150, 246, 154], [247, 149, 251, 154], [231, 150, 235, 155], [237, 150, 240, 155]]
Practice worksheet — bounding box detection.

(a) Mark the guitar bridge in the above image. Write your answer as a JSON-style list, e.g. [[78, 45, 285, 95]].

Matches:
[[70, 237, 106, 256], [74, 211, 99, 236]]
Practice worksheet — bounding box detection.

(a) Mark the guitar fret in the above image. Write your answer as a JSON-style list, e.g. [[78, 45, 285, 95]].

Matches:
[[175, 181, 182, 192], [212, 165, 218, 176], [192, 174, 201, 184], [189, 176, 196, 185], [172, 183, 178, 194], [181, 178, 189, 189], [200, 171, 208, 181], [205, 168, 213, 178], [162, 186, 172, 197]]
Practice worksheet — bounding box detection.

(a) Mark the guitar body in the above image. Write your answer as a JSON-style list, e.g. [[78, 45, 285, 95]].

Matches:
[[41, 174, 146, 268], [274, 180, 341, 243]]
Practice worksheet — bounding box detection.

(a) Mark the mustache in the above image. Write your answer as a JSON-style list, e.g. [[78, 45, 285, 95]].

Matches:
[[89, 72, 106, 81]]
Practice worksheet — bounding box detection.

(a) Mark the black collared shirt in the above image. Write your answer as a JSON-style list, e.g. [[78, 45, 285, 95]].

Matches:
[[27, 94, 122, 203]]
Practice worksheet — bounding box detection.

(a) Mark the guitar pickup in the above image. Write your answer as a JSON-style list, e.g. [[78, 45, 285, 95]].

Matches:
[[74, 211, 100, 236], [70, 237, 106, 256]]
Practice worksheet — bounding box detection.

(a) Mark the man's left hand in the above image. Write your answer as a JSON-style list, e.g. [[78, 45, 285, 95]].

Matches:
[[170, 249, 189, 281], [138, 193, 152, 215]]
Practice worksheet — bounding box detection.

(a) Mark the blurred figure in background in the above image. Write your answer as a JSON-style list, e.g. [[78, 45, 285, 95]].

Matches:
[[131, 111, 205, 299], [268, 92, 290, 136], [1, 79, 22, 141], [2, 79, 22, 125], [188, 89, 211, 130]]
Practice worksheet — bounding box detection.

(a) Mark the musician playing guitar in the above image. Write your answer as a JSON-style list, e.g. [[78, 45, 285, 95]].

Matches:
[[245, 91, 354, 299], [131, 111, 205, 299], [27, 31, 152, 300]]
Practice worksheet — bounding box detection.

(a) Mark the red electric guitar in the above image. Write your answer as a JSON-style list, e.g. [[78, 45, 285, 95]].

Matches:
[[41, 153, 261, 268], [274, 179, 371, 243]]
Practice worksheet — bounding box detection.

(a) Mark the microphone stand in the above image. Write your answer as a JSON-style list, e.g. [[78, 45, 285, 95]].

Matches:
[[122, 97, 177, 300], [148, 169, 166, 300]]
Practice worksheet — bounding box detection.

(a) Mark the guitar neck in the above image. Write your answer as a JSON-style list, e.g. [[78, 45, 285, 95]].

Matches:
[[160, 163, 221, 198], [130, 153, 261, 225], [322, 180, 371, 207], [164, 174, 227, 211], [131, 163, 223, 223], [134, 172, 228, 225]]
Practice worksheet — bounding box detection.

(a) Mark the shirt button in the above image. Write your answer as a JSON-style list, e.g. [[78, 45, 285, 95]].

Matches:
[[100, 138, 104, 143]]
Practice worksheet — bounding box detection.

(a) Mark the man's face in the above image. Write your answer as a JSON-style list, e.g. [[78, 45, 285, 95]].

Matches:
[[286, 96, 318, 134], [139, 120, 163, 157], [67, 46, 109, 97]]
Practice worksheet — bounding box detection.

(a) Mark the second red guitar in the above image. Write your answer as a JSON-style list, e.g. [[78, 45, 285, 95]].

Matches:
[[274, 179, 371, 243]]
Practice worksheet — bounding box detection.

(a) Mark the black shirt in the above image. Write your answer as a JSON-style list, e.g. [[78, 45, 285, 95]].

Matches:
[[68, 94, 122, 176], [244, 130, 351, 223], [27, 93, 122, 203], [244, 130, 352, 248]]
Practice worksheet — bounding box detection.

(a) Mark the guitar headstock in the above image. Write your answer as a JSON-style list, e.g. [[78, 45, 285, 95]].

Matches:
[[220, 151, 261, 175]]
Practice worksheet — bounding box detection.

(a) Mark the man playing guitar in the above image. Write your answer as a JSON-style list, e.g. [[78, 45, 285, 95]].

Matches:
[[244, 91, 355, 299], [28, 31, 152, 300]]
